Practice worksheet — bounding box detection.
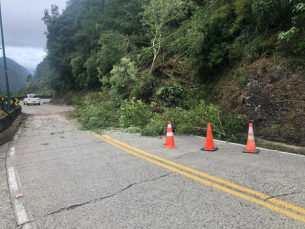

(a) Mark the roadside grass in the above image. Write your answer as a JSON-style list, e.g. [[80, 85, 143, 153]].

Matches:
[[69, 91, 246, 143]]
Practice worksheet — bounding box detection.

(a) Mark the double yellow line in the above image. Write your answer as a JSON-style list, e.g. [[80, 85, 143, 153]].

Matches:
[[92, 132, 305, 223]]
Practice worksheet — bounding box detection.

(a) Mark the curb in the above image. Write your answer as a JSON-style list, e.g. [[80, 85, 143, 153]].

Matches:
[[0, 114, 24, 146]]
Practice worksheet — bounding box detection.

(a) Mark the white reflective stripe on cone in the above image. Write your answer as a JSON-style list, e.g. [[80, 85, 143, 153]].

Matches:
[[167, 132, 174, 136], [168, 124, 172, 128], [249, 127, 253, 133], [248, 136, 254, 140]]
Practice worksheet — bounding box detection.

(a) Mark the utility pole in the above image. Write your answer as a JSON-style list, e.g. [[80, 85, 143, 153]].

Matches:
[[0, 1, 10, 112]]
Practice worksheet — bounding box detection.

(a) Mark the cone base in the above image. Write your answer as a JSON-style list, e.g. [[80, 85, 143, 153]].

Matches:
[[164, 145, 176, 148], [242, 149, 260, 154], [201, 147, 218, 152]]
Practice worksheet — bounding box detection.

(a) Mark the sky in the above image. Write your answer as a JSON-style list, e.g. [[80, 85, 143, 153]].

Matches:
[[1, 0, 67, 72]]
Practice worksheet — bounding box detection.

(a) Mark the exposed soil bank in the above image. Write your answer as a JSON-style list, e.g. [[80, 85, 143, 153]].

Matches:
[[215, 58, 305, 147]]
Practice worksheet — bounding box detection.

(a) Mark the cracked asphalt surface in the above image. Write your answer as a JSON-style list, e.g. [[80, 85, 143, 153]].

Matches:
[[1, 100, 305, 228]]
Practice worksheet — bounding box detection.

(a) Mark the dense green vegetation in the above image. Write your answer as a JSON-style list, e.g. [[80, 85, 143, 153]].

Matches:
[[23, 0, 305, 142]]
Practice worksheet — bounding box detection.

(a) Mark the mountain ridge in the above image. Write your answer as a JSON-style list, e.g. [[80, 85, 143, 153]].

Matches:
[[0, 57, 29, 94]]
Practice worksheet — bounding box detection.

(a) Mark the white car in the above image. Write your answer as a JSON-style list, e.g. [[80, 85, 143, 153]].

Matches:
[[23, 94, 41, 105]]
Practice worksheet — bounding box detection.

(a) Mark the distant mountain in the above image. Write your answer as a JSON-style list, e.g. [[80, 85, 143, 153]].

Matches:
[[0, 57, 30, 94], [27, 68, 35, 74]]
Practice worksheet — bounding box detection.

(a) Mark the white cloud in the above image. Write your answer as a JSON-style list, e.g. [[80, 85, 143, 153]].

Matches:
[[4, 46, 46, 70], [0, 0, 67, 70]]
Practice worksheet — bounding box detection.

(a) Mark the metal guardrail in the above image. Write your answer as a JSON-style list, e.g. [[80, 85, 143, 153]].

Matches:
[[0, 95, 52, 132], [0, 104, 22, 132]]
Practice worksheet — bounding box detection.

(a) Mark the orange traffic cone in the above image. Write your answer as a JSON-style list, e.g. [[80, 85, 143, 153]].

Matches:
[[164, 121, 176, 148], [243, 123, 260, 154], [201, 122, 218, 151]]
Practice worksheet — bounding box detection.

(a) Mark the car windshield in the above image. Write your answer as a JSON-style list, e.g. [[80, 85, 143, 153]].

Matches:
[[29, 94, 38, 98]]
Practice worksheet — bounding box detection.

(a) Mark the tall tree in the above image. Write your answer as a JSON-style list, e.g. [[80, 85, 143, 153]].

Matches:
[[141, 0, 188, 73]]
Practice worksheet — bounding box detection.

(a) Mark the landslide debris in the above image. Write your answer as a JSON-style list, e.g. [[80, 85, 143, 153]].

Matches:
[[215, 58, 305, 146]]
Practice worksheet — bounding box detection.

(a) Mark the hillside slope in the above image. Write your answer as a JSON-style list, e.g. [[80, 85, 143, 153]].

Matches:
[[0, 57, 29, 93], [37, 0, 305, 150], [215, 58, 305, 146]]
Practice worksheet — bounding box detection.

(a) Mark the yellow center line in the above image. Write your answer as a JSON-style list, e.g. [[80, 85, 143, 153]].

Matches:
[[100, 134, 305, 216], [91, 132, 305, 223]]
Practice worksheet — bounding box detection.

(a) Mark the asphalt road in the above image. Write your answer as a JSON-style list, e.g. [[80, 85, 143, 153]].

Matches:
[[1, 100, 305, 228]]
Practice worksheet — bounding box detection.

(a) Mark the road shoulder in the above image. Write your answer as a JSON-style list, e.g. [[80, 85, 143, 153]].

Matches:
[[0, 141, 18, 228]]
